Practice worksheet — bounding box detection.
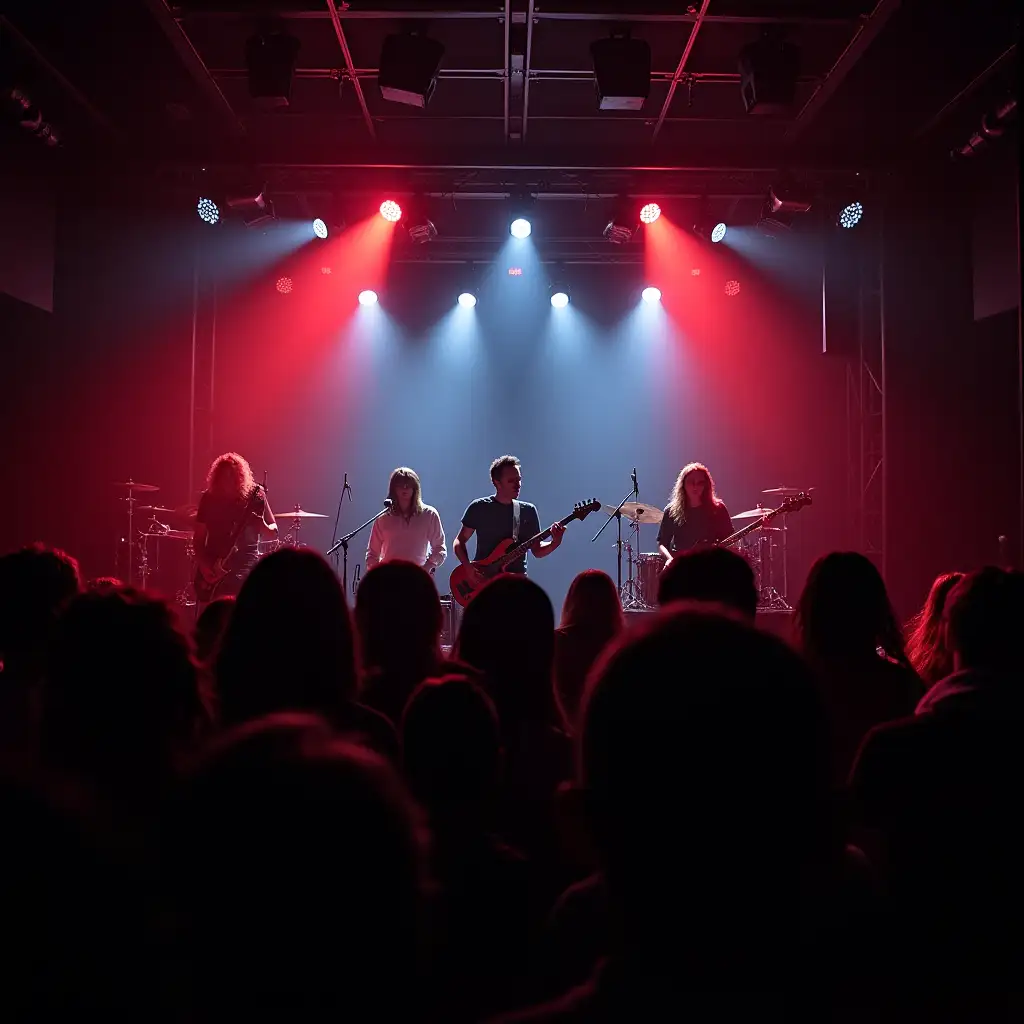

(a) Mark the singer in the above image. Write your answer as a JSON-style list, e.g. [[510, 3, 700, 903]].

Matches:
[[657, 462, 732, 563], [365, 467, 447, 573]]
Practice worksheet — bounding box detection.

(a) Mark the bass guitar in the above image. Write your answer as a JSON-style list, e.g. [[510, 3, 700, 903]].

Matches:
[[718, 491, 813, 548], [193, 486, 267, 603], [450, 498, 601, 607]]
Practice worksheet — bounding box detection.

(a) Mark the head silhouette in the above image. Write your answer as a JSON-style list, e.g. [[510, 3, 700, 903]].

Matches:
[[658, 546, 758, 620], [944, 567, 1024, 673], [215, 548, 358, 727]]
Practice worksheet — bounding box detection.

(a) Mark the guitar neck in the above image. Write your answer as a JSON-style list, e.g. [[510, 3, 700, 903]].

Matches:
[[496, 510, 575, 568], [722, 506, 783, 548]]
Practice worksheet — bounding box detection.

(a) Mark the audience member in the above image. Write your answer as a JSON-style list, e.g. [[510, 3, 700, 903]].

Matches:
[[904, 571, 965, 686], [657, 546, 758, 620], [553, 570, 623, 733], [214, 548, 397, 761], [356, 560, 444, 727], [796, 552, 923, 781]]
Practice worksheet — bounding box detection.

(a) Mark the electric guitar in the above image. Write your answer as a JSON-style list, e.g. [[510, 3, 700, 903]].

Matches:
[[718, 491, 813, 549], [450, 498, 601, 607], [193, 486, 267, 603]]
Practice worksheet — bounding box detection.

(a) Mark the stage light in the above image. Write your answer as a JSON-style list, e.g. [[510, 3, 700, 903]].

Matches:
[[550, 291, 569, 308], [358, 289, 379, 306], [510, 217, 532, 239], [197, 197, 219, 225], [380, 200, 402, 222], [725, 280, 741, 296], [457, 292, 477, 308], [508, 266, 523, 276], [590, 33, 651, 111], [312, 218, 328, 239], [838, 201, 863, 229], [321, 266, 332, 275], [245, 28, 300, 109], [641, 286, 662, 304], [639, 202, 661, 224], [711, 222, 727, 243], [276, 277, 293, 294], [739, 28, 800, 116], [378, 31, 445, 108], [227, 191, 275, 229]]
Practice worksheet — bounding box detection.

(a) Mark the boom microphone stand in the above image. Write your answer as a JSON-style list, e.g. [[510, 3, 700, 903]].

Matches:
[[327, 499, 392, 597], [592, 478, 635, 598]]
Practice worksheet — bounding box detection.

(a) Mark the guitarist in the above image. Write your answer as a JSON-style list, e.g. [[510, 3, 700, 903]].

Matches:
[[193, 452, 278, 600], [657, 462, 733, 565], [453, 455, 565, 586]]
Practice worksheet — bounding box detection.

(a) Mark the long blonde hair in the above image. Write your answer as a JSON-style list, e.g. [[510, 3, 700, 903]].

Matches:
[[207, 452, 255, 502], [667, 462, 722, 524], [387, 467, 424, 517]]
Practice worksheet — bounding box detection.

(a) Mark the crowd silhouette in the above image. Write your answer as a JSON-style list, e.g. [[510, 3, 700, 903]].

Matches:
[[0, 540, 1022, 1019]]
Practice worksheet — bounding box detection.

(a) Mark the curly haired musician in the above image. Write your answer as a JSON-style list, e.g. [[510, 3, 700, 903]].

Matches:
[[365, 467, 447, 574], [657, 462, 733, 565], [454, 454, 565, 586], [193, 452, 277, 599]]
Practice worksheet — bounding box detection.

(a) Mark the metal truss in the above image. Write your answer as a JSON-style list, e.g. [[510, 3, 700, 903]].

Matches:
[[187, 245, 219, 500]]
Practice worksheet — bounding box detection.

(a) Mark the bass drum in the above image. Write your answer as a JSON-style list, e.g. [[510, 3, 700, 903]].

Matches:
[[635, 553, 665, 607]]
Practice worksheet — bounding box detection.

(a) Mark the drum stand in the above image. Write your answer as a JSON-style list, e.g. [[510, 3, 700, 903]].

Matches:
[[620, 521, 646, 610], [755, 522, 791, 610]]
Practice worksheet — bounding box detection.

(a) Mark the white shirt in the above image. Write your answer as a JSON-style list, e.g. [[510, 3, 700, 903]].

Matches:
[[365, 504, 447, 572]]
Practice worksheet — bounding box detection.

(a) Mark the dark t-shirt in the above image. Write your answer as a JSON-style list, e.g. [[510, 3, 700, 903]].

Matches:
[[656, 501, 733, 554], [462, 496, 541, 574], [196, 487, 264, 572]]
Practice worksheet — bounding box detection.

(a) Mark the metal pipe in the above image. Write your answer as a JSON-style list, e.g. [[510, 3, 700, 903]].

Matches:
[[785, 0, 902, 143], [188, 256, 199, 505], [502, 0, 512, 142], [139, 0, 241, 133], [522, 0, 536, 141], [652, 0, 712, 141], [325, 0, 376, 140]]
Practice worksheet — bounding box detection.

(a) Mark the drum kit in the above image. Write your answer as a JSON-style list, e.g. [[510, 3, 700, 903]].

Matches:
[[603, 485, 810, 611], [114, 481, 329, 605]]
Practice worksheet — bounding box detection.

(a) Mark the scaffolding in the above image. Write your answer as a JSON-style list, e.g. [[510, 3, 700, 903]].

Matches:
[[188, 245, 218, 502]]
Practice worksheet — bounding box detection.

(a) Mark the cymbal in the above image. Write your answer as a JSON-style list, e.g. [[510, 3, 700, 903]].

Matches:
[[114, 480, 159, 492], [761, 486, 813, 496], [732, 507, 770, 520], [144, 529, 191, 540], [138, 506, 178, 515], [275, 509, 329, 519], [601, 501, 660, 523]]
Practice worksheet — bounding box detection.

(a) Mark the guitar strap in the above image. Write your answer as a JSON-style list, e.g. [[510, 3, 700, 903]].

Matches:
[[512, 500, 521, 544]]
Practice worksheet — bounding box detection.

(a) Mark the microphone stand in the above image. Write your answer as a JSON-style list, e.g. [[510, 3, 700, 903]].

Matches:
[[326, 504, 390, 597], [330, 473, 352, 569], [592, 485, 634, 598]]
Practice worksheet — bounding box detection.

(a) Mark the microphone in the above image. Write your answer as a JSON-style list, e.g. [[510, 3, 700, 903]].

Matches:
[[343, 473, 352, 501], [631, 467, 638, 496], [383, 498, 393, 507]]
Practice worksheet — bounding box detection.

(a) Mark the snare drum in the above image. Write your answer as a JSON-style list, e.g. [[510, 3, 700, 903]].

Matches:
[[635, 553, 665, 607]]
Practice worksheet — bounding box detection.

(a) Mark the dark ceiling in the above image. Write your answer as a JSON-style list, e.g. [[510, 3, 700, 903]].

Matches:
[[0, 0, 1017, 220]]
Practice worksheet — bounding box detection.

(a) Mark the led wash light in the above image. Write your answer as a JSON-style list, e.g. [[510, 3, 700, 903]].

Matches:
[[379, 200, 402, 223], [641, 286, 662, 304], [838, 202, 863, 229], [639, 202, 661, 225], [711, 222, 727, 243], [358, 289, 379, 306], [550, 291, 569, 308], [510, 218, 532, 239], [197, 198, 220, 225], [457, 292, 477, 308], [312, 218, 328, 239]]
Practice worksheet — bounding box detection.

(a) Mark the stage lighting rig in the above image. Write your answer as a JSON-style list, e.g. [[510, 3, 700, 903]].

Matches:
[[378, 29, 445, 108], [246, 26, 301, 109], [590, 29, 651, 111], [227, 191, 275, 229], [738, 27, 800, 116]]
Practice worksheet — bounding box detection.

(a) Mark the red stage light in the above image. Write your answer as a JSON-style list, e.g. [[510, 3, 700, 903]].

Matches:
[[725, 280, 741, 296], [379, 199, 402, 222], [639, 202, 661, 224], [276, 276, 293, 294]]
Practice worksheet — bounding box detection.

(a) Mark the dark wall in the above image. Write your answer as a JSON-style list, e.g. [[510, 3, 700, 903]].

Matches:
[[884, 160, 1021, 618]]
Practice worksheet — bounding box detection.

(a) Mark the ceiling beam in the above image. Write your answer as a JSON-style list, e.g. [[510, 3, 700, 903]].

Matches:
[[179, 9, 856, 26], [521, 0, 537, 142], [140, 0, 242, 133], [652, 0, 712, 141], [325, 0, 376, 140], [785, 0, 902, 144]]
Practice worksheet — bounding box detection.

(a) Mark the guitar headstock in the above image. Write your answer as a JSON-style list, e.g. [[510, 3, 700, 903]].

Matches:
[[781, 491, 812, 513], [573, 499, 602, 520]]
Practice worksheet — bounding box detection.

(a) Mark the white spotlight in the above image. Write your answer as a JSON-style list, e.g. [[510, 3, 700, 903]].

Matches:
[[358, 289, 379, 306], [312, 218, 328, 239], [641, 286, 662, 304], [550, 291, 569, 308], [458, 292, 477, 308], [510, 217, 532, 239], [711, 222, 727, 243]]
